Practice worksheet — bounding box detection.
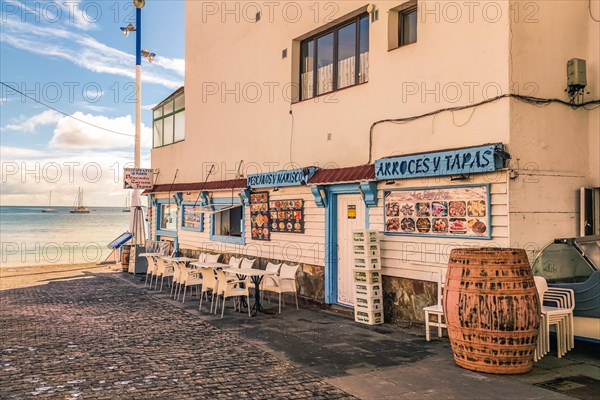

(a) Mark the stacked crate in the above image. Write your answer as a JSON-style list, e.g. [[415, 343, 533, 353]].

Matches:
[[352, 230, 383, 325]]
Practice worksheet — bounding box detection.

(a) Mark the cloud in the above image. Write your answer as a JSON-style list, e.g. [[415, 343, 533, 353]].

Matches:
[[2, 110, 62, 133], [49, 112, 152, 149], [1, 6, 184, 89]]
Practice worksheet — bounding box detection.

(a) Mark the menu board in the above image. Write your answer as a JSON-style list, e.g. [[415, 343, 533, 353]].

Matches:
[[384, 185, 491, 239], [182, 205, 203, 230], [250, 192, 270, 241], [269, 199, 305, 234]]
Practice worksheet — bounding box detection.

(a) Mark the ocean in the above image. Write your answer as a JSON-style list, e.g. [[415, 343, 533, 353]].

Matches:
[[1, 206, 135, 267]]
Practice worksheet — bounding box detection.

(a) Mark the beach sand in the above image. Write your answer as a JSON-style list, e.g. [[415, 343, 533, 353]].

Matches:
[[0, 263, 119, 291]]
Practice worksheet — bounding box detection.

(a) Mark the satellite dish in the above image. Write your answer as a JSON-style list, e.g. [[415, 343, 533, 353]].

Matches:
[[133, 0, 145, 9]]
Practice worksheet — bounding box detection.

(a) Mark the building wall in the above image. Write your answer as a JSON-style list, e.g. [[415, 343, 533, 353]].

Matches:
[[508, 0, 600, 252], [152, 0, 512, 185]]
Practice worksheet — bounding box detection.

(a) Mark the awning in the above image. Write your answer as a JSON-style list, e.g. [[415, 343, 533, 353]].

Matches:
[[195, 203, 240, 214], [309, 164, 375, 185], [143, 178, 247, 195]]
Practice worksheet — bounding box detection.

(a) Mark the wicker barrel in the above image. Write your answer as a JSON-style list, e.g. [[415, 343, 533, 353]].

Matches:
[[443, 248, 540, 374], [121, 245, 131, 272]]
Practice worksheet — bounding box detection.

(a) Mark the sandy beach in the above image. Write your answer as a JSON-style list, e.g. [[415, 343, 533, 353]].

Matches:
[[0, 263, 117, 291]]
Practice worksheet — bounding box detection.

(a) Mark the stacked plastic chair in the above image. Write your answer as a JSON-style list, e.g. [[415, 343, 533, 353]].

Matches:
[[533, 276, 575, 360]]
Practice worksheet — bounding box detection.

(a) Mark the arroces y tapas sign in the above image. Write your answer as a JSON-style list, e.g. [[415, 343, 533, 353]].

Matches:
[[247, 167, 317, 189], [375, 144, 506, 180]]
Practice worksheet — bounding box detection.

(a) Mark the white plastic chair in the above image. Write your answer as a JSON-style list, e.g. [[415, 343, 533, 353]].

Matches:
[[170, 261, 185, 298], [423, 280, 446, 341], [155, 257, 175, 291], [144, 255, 158, 287], [261, 263, 299, 313], [205, 253, 221, 263], [197, 268, 218, 313], [533, 276, 574, 360], [214, 269, 251, 318], [260, 262, 283, 302], [180, 264, 202, 303]]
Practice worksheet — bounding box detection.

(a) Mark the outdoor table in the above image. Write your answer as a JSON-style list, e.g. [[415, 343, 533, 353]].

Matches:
[[164, 256, 196, 263], [138, 252, 162, 257], [222, 268, 274, 315], [189, 261, 229, 269]]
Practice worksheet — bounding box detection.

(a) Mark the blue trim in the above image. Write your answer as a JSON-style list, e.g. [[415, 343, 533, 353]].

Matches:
[[135, 8, 141, 65], [310, 185, 328, 207], [359, 181, 378, 207], [324, 183, 365, 305], [156, 199, 178, 240], [174, 192, 183, 206], [209, 197, 245, 245], [181, 202, 204, 232], [383, 183, 492, 240], [239, 189, 251, 206]]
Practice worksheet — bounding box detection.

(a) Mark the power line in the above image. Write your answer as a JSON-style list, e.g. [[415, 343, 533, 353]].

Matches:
[[0, 82, 135, 137], [367, 94, 600, 164]]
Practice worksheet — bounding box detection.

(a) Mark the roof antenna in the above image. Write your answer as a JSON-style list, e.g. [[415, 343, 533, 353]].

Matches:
[[193, 164, 215, 207]]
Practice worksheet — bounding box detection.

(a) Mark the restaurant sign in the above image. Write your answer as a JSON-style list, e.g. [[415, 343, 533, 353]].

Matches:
[[375, 144, 506, 180], [124, 168, 154, 189], [247, 167, 317, 189]]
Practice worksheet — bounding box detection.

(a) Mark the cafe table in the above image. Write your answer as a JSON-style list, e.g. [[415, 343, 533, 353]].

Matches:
[[137, 252, 162, 258], [189, 261, 229, 269], [164, 256, 197, 263], [222, 268, 275, 315]]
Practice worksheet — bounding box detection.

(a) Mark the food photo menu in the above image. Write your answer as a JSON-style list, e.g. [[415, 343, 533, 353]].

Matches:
[[384, 185, 491, 239]]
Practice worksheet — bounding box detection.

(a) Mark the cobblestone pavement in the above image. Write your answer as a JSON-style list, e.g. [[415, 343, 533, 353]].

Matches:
[[0, 271, 354, 399]]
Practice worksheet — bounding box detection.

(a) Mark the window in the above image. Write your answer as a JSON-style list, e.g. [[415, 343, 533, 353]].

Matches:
[[181, 204, 204, 232], [152, 92, 185, 148], [159, 203, 178, 231], [213, 206, 243, 237], [388, 1, 418, 51], [399, 6, 417, 46], [300, 14, 369, 100]]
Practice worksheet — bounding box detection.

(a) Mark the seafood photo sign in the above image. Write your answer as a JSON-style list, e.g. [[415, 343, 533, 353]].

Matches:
[[250, 192, 270, 241], [383, 184, 491, 239], [269, 199, 305, 234]]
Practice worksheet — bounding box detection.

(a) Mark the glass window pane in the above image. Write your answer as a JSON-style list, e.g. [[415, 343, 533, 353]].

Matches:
[[163, 115, 174, 145], [317, 33, 334, 95], [174, 111, 185, 142], [174, 94, 185, 111], [153, 119, 163, 147], [359, 15, 369, 84], [160, 204, 177, 231], [163, 100, 174, 115], [337, 22, 356, 89], [153, 108, 162, 119], [300, 39, 314, 100], [401, 9, 417, 45]]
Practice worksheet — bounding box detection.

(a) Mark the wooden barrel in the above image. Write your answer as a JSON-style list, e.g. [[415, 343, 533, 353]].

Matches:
[[121, 245, 131, 272], [443, 248, 540, 374]]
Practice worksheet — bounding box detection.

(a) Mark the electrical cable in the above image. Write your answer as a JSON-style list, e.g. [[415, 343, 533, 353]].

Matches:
[[367, 94, 600, 164], [289, 106, 295, 164], [1, 81, 134, 137]]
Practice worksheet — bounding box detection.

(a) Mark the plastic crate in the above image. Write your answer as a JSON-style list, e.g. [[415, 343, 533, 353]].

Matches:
[[367, 244, 381, 257], [354, 309, 384, 325], [354, 283, 382, 298], [353, 269, 381, 284], [353, 256, 381, 270], [352, 230, 380, 243], [353, 244, 366, 255], [354, 294, 383, 312]]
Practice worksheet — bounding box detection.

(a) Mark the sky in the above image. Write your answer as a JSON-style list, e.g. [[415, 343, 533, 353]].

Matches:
[[0, 0, 185, 207]]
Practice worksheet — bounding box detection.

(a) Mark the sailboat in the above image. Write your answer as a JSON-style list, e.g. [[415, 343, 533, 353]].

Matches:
[[122, 195, 131, 212], [70, 187, 91, 214], [41, 191, 58, 213]]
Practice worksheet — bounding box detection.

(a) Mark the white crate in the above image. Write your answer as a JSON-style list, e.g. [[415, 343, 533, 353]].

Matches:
[[353, 256, 381, 270], [354, 309, 384, 325], [366, 243, 380, 257], [354, 294, 383, 312], [353, 244, 367, 255], [354, 283, 383, 298], [353, 269, 381, 284], [352, 230, 380, 243]]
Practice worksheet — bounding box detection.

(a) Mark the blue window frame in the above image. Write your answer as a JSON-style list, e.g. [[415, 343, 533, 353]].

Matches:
[[209, 197, 245, 245], [181, 203, 204, 232], [156, 199, 178, 239]]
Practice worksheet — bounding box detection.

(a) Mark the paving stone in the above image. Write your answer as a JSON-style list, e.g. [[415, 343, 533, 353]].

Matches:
[[0, 273, 354, 399]]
